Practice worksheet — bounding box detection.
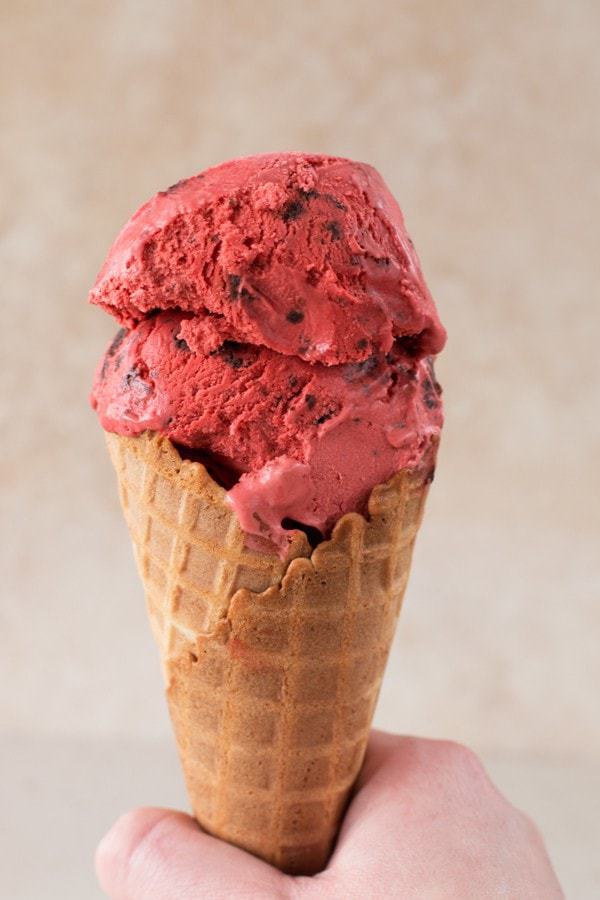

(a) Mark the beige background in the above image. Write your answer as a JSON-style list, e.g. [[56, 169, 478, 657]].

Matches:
[[2, 1, 599, 897]]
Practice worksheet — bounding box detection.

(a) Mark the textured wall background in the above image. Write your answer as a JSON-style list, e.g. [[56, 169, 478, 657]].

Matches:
[[2, 0, 599, 766]]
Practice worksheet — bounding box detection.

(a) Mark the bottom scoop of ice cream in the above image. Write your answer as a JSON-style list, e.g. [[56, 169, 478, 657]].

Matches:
[[92, 311, 442, 551]]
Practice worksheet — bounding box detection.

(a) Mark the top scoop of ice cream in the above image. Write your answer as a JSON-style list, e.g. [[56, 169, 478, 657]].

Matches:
[[90, 153, 445, 552], [90, 153, 445, 366]]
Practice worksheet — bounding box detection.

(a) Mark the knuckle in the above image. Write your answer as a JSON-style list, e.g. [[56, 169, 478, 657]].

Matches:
[[126, 809, 176, 872], [439, 739, 484, 771], [517, 807, 546, 846], [435, 741, 495, 791], [95, 807, 170, 894]]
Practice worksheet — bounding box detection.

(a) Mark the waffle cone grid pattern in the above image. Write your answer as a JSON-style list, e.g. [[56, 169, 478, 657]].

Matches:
[[106, 431, 430, 874]]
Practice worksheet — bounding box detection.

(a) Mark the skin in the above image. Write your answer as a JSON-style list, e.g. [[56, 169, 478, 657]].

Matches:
[[96, 731, 564, 899]]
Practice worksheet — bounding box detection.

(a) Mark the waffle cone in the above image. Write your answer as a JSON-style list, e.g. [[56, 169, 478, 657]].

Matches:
[[105, 430, 434, 874]]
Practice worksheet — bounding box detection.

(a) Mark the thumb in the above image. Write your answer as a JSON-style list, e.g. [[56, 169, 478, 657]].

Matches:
[[95, 807, 287, 899]]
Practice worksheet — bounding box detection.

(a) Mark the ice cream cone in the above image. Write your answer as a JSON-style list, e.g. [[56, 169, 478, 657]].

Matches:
[[106, 430, 434, 874]]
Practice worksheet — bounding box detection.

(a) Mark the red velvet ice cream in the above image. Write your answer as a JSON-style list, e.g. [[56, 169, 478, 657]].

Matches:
[[91, 153, 445, 551]]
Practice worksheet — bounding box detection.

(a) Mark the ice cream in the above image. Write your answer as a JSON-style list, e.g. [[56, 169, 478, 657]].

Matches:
[[91, 153, 445, 551], [91, 153, 447, 873]]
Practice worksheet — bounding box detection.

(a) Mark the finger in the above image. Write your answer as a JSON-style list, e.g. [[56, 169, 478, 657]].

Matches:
[[306, 733, 431, 897], [334, 733, 494, 857], [352, 728, 407, 791], [329, 733, 563, 899], [95, 807, 288, 900], [327, 732, 429, 881]]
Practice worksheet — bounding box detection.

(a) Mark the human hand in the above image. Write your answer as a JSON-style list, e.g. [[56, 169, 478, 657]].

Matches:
[[96, 731, 563, 899]]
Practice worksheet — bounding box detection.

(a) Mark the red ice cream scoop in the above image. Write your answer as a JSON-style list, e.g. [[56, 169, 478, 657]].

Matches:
[[90, 152, 445, 364]]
